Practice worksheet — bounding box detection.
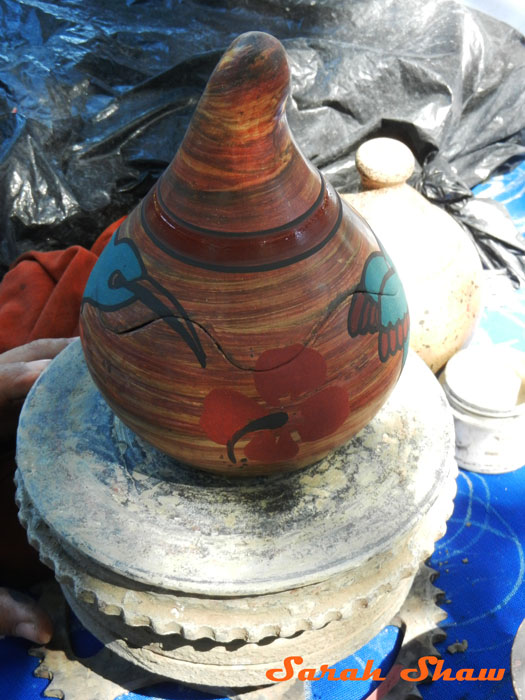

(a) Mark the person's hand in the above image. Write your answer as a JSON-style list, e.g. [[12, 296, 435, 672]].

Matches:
[[0, 587, 52, 644], [0, 338, 77, 440], [0, 339, 72, 644]]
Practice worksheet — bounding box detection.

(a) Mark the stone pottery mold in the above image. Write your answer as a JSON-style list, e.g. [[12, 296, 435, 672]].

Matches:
[[28, 565, 447, 700], [16, 341, 457, 687], [79, 32, 410, 476]]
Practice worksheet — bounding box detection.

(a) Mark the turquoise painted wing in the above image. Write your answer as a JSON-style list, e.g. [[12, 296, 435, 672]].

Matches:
[[348, 249, 409, 364], [83, 232, 145, 310], [82, 229, 206, 367]]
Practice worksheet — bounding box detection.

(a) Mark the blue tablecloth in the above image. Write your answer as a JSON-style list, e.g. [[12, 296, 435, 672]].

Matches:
[[1, 167, 524, 700]]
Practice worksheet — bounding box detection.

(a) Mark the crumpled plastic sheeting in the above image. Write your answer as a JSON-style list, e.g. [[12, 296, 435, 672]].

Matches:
[[452, 197, 525, 286], [1, 0, 525, 281]]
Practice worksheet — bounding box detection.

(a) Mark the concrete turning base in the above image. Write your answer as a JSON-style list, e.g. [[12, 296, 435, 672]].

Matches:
[[16, 341, 457, 688], [29, 564, 446, 700]]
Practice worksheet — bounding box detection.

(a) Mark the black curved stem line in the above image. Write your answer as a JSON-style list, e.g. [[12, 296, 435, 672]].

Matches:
[[226, 412, 289, 464], [144, 273, 203, 360], [121, 277, 207, 368]]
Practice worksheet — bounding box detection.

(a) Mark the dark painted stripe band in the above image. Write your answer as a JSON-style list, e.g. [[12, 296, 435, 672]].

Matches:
[[140, 193, 343, 273], [157, 173, 325, 238]]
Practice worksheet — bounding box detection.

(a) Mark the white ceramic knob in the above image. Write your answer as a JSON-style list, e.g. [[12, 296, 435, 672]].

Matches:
[[356, 137, 415, 189]]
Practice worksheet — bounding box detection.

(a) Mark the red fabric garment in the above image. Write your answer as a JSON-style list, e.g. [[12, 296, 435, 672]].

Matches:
[[0, 217, 124, 353], [0, 217, 124, 586]]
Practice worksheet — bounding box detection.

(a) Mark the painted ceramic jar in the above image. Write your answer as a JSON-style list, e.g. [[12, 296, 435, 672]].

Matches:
[[80, 32, 409, 476]]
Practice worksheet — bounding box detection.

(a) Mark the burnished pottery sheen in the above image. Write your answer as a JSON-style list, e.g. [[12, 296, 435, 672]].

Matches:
[[80, 32, 409, 476]]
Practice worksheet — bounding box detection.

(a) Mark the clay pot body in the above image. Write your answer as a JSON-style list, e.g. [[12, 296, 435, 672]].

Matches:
[[80, 33, 409, 476], [343, 138, 482, 374]]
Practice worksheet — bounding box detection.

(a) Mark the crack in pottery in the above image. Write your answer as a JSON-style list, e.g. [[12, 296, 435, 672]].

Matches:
[[108, 282, 400, 374]]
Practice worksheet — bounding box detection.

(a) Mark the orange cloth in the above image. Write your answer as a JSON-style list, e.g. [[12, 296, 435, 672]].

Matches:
[[0, 216, 124, 586], [0, 217, 124, 353]]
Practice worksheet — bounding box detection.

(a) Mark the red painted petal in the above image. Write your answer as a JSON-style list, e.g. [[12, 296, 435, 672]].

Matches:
[[255, 343, 303, 371], [297, 385, 350, 442], [200, 388, 265, 444], [244, 428, 299, 462]]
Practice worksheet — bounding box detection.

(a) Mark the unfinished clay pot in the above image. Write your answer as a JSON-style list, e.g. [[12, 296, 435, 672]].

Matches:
[[343, 138, 482, 373], [80, 32, 409, 476]]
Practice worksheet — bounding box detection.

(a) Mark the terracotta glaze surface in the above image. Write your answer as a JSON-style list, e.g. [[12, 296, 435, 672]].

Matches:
[[80, 32, 409, 475]]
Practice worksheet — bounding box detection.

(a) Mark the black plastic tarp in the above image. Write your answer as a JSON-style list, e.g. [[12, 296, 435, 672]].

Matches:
[[1, 0, 525, 281]]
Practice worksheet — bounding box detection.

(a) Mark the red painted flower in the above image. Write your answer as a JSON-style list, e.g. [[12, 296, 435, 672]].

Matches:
[[200, 345, 350, 464]]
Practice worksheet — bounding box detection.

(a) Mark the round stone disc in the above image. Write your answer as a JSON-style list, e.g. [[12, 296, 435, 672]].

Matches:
[[16, 340, 454, 596]]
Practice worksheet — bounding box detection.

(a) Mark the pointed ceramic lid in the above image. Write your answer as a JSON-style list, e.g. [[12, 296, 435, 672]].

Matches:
[[141, 31, 340, 271]]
